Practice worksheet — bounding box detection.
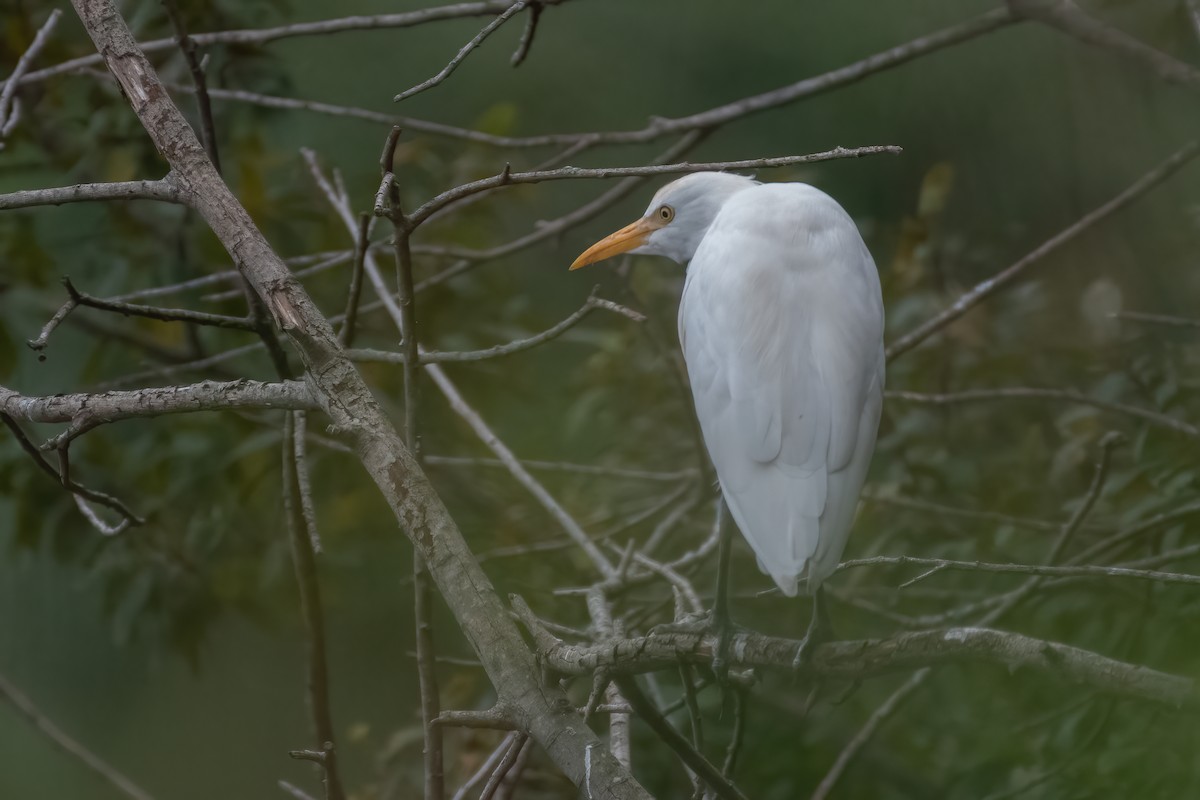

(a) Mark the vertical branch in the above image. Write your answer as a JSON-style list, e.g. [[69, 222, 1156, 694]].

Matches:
[[375, 124, 443, 800], [337, 213, 371, 348], [283, 413, 345, 800], [160, 0, 220, 172], [0, 9, 62, 142]]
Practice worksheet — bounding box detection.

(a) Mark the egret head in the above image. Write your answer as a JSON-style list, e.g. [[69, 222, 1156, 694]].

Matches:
[[570, 172, 757, 269]]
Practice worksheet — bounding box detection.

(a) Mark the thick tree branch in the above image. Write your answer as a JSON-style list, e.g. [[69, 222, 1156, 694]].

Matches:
[[516, 613, 1197, 711], [68, 2, 648, 795], [0, 379, 316, 430]]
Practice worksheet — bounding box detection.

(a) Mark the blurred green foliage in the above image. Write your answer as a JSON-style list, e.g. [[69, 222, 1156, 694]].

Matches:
[[2, 0, 1200, 798]]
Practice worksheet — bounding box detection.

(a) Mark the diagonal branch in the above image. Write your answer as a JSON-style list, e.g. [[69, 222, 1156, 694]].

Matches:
[[1007, 0, 1200, 87], [0, 670, 156, 800], [886, 139, 1200, 359], [68, 2, 649, 795], [394, 1, 529, 102], [0, 9, 62, 140]]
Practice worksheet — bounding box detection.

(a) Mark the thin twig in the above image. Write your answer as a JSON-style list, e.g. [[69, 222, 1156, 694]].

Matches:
[[282, 414, 345, 800], [161, 0, 221, 172], [0, 670, 155, 800], [509, 1, 543, 66], [395, 1, 528, 102], [0, 10, 62, 140], [346, 292, 643, 364], [451, 733, 518, 800], [1116, 310, 1200, 330], [809, 670, 929, 800], [406, 145, 903, 226], [0, 413, 142, 530], [337, 213, 371, 347], [886, 387, 1199, 440], [886, 139, 1200, 359], [838, 554, 1200, 587], [61, 277, 257, 331], [423, 455, 695, 482], [478, 733, 529, 800], [612, 675, 750, 800], [14, 3, 569, 90], [1007, 0, 1200, 87]]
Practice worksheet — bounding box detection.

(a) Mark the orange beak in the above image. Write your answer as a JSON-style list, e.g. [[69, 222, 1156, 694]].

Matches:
[[569, 217, 658, 271]]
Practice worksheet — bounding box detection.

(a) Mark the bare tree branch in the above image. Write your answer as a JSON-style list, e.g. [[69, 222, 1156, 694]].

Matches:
[[394, 1, 529, 102], [10, 3, 574, 90], [346, 291, 643, 365], [886, 387, 1199, 440], [0, 670, 155, 800], [837, 554, 1200, 588], [282, 415, 345, 800], [1007, 0, 1200, 87], [0, 178, 185, 210], [68, 2, 649, 794], [0, 379, 315, 431], [1116, 310, 1200, 330], [514, 606, 1197, 711], [0, 9, 61, 139], [161, 0, 221, 172], [809, 670, 929, 800], [509, 1, 543, 66], [406, 145, 903, 227], [0, 412, 142, 531], [886, 139, 1200, 359]]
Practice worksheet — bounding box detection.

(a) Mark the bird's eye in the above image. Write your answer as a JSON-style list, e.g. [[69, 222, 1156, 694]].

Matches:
[[658, 205, 675, 222]]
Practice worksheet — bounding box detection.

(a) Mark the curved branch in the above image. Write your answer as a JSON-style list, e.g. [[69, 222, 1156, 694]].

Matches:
[[346, 292, 643, 365]]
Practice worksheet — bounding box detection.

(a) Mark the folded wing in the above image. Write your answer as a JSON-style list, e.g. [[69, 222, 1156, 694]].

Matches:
[[679, 184, 884, 596]]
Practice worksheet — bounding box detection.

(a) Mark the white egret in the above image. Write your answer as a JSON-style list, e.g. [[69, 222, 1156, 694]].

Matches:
[[571, 172, 884, 660]]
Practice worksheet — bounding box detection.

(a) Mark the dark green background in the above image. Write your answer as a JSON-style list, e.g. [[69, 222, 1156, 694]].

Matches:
[[2, 0, 1199, 797]]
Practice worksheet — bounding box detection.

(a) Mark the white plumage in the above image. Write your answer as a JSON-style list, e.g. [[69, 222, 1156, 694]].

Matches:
[[572, 173, 884, 597]]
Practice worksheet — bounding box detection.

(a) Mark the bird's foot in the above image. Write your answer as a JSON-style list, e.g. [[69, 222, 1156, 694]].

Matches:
[[791, 587, 834, 671], [650, 609, 744, 684]]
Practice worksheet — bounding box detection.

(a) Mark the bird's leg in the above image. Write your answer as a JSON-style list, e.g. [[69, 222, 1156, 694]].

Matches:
[[648, 500, 739, 682], [709, 499, 735, 683], [791, 585, 833, 670]]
